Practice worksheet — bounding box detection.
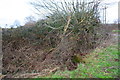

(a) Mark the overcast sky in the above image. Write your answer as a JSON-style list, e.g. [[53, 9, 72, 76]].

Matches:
[[0, 0, 119, 28]]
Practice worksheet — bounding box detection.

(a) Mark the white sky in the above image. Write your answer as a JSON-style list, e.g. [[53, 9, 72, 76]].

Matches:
[[0, 0, 119, 28], [101, 0, 119, 23]]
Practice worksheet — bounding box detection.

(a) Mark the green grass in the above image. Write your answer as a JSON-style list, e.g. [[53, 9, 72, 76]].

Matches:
[[112, 30, 120, 33], [34, 44, 119, 79]]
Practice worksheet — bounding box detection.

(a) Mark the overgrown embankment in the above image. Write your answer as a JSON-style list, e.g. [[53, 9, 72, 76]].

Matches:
[[2, 0, 118, 78]]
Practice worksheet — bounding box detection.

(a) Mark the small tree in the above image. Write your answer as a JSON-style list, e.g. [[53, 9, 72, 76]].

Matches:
[[30, 0, 101, 34], [30, 0, 101, 46], [30, 0, 104, 70], [13, 20, 21, 27]]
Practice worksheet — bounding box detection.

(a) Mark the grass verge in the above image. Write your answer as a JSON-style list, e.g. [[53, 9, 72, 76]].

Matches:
[[34, 44, 119, 78], [112, 30, 120, 33]]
